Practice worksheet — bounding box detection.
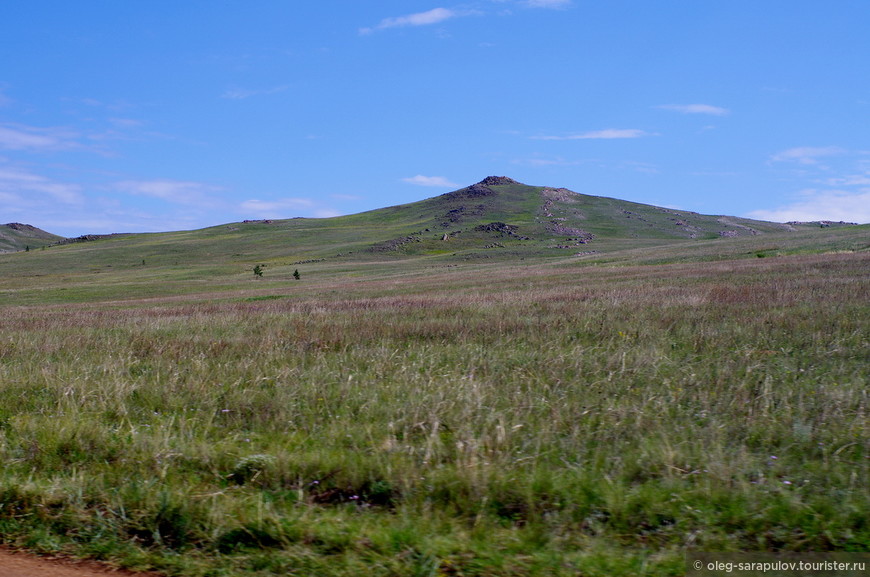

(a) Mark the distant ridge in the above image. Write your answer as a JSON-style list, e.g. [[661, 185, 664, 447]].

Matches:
[[0, 223, 63, 253], [2, 177, 864, 268]]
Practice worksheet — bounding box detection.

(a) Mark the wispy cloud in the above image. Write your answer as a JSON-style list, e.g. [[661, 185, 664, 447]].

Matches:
[[657, 103, 730, 116], [824, 174, 870, 187], [360, 8, 460, 34], [239, 198, 314, 217], [746, 188, 870, 224], [532, 129, 650, 140], [0, 124, 77, 151], [239, 198, 346, 219], [753, 150, 870, 223], [360, 3, 567, 35], [115, 180, 221, 204], [0, 166, 83, 204], [770, 146, 845, 165], [402, 175, 458, 187]]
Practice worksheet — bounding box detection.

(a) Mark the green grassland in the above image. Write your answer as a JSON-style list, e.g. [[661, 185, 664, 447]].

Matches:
[[0, 180, 867, 575]]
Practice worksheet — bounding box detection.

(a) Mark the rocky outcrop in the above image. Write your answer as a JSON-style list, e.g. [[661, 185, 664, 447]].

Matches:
[[3, 223, 39, 232], [473, 222, 518, 234], [368, 231, 423, 252], [439, 204, 488, 227], [54, 233, 128, 245], [541, 187, 578, 203], [477, 176, 519, 186], [463, 183, 497, 198], [473, 222, 531, 241], [438, 176, 520, 202]]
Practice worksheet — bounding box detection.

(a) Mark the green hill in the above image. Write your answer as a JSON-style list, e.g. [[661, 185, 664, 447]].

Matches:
[[333, 175, 850, 258], [0, 177, 866, 305]]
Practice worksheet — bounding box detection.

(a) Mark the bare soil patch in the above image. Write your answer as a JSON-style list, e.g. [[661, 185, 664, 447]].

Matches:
[[0, 548, 162, 577]]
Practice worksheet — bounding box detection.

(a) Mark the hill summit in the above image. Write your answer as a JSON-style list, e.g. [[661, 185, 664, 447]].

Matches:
[[477, 176, 519, 186], [328, 175, 852, 261]]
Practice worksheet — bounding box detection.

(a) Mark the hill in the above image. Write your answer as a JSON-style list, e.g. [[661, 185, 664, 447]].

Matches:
[[0, 177, 865, 304], [0, 222, 64, 252], [332, 175, 856, 258]]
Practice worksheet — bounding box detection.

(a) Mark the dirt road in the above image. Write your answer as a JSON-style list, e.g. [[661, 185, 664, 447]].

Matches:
[[0, 549, 162, 577]]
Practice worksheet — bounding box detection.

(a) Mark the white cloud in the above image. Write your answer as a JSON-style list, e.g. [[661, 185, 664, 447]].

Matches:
[[770, 146, 845, 165], [0, 124, 74, 150], [239, 198, 314, 218], [0, 166, 82, 204], [402, 175, 458, 187], [825, 174, 870, 187], [115, 180, 221, 204], [360, 8, 458, 34], [757, 148, 870, 223], [746, 189, 870, 224], [657, 103, 730, 116], [533, 129, 649, 140]]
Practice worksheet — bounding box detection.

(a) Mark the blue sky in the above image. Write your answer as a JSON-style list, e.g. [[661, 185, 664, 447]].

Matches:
[[2, 0, 869, 237]]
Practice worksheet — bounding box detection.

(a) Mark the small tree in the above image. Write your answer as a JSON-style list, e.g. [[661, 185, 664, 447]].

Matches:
[[293, 269, 301, 280], [253, 264, 265, 278]]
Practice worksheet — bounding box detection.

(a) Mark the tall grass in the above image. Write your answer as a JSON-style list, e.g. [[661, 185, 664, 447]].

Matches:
[[0, 252, 867, 576]]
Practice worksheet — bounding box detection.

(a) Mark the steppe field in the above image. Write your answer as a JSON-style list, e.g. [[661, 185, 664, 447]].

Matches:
[[0, 243, 867, 576]]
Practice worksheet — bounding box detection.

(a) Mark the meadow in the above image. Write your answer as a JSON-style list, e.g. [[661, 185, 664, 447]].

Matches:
[[0, 250, 867, 576]]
